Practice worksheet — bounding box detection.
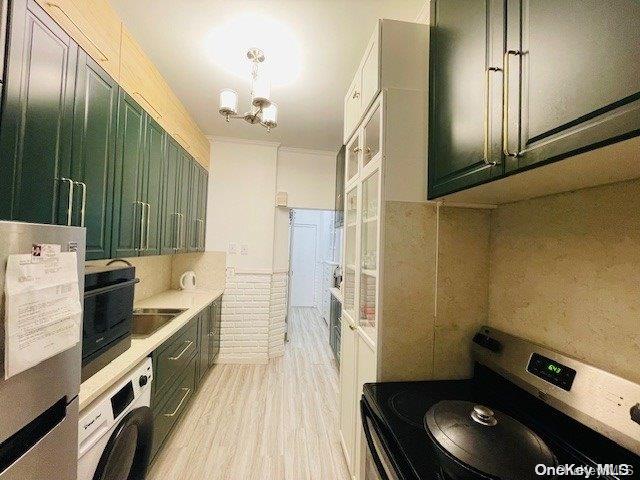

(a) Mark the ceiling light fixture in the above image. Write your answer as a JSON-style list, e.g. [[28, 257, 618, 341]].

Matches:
[[218, 48, 278, 132]]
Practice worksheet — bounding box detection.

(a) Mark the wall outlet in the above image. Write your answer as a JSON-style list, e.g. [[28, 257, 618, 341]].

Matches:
[[228, 242, 237, 254], [240, 244, 248, 256]]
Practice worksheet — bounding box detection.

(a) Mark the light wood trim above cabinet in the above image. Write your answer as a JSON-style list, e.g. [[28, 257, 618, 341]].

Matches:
[[36, 1, 210, 169], [36, 0, 122, 81], [119, 26, 209, 169], [119, 27, 167, 123]]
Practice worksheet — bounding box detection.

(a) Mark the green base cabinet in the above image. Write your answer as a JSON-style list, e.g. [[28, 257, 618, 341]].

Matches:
[[149, 295, 222, 462]]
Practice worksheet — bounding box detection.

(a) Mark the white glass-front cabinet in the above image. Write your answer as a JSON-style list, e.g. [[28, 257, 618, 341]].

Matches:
[[339, 96, 382, 476], [339, 18, 428, 480]]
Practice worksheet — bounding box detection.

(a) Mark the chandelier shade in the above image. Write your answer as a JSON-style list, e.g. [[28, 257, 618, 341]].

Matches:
[[218, 48, 278, 132]]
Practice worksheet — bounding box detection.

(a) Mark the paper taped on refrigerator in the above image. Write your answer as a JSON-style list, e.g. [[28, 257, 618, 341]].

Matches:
[[3, 246, 82, 379]]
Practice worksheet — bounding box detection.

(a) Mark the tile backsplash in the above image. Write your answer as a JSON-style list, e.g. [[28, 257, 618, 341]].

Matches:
[[488, 178, 640, 383], [86, 252, 226, 303]]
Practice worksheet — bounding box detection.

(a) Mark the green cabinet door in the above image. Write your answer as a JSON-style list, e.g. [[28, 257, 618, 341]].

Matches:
[[197, 309, 210, 384], [187, 160, 200, 252], [72, 50, 117, 260], [0, 0, 77, 224], [197, 166, 209, 252], [175, 148, 192, 254], [160, 138, 180, 255], [141, 117, 165, 256], [508, 0, 640, 172], [111, 90, 144, 258], [427, 0, 504, 199]]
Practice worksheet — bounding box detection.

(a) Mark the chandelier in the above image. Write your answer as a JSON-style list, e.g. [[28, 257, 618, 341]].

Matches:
[[218, 48, 278, 132]]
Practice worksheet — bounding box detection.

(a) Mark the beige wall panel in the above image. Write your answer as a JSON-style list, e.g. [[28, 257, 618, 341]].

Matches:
[[378, 201, 437, 381], [434, 207, 491, 379], [489, 178, 640, 383]]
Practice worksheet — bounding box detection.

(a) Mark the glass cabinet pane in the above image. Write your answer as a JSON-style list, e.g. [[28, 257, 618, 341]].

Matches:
[[359, 170, 379, 343], [363, 106, 381, 167], [346, 135, 360, 183], [344, 187, 358, 319]]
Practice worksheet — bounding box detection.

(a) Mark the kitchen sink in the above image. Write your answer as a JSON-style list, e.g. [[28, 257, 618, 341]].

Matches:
[[132, 308, 187, 336]]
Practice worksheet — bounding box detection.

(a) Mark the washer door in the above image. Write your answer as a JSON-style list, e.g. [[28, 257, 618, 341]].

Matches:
[[92, 407, 153, 480]]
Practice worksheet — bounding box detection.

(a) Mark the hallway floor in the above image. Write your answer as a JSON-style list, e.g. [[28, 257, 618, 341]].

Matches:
[[147, 306, 350, 480]]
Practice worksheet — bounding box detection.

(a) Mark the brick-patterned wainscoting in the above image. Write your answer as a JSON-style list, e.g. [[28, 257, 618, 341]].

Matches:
[[219, 268, 288, 364]]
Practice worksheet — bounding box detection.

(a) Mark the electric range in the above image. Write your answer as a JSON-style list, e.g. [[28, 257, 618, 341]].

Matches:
[[361, 327, 640, 480]]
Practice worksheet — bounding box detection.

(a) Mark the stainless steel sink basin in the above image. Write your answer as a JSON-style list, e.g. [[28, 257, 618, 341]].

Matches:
[[132, 308, 187, 336]]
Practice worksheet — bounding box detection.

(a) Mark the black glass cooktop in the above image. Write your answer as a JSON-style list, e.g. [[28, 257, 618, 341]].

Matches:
[[362, 364, 640, 480]]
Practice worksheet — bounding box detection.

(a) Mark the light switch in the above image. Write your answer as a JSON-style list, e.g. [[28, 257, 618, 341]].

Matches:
[[228, 242, 237, 254], [240, 244, 248, 255]]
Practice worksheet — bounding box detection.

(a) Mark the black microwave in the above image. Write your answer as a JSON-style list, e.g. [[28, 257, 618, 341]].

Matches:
[[82, 264, 138, 381]]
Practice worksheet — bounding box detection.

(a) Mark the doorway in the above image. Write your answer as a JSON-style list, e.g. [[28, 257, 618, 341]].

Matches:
[[290, 222, 317, 307], [285, 209, 339, 341]]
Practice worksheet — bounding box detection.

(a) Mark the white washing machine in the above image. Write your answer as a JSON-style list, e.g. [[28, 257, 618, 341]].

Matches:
[[78, 357, 154, 480]]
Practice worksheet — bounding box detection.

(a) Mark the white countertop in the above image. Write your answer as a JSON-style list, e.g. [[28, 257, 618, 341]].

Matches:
[[79, 287, 224, 411], [330, 287, 343, 303]]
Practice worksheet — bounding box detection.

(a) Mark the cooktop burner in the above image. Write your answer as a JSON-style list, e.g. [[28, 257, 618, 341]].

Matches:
[[388, 390, 430, 428], [363, 364, 640, 480]]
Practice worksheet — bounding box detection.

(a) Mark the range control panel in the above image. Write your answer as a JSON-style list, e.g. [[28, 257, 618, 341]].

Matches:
[[527, 352, 577, 391]]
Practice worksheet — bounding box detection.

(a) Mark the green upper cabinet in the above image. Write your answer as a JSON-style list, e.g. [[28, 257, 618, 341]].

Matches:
[[72, 50, 117, 260], [160, 138, 180, 255], [0, 0, 77, 224], [187, 161, 208, 252], [111, 90, 145, 258], [506, 0, 640, 172], [428, 0, 640, 199], [141, 116, 166, 256], [175, 148, 192, 254], [197, 166, 208, 252], [187, 160, 200, 253], [428, 0, 504, 199]]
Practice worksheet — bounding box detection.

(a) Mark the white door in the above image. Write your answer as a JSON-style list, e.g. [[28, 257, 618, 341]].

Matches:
[[290, 224, 317, 307]]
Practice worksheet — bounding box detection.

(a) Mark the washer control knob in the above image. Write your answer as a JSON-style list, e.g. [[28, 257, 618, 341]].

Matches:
[[139, 375, 149, 387]]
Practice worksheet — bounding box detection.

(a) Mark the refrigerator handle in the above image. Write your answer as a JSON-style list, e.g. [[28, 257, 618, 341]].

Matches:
[[59, 178, 74, 226]]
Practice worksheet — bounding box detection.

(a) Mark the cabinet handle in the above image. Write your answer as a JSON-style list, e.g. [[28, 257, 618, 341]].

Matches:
[[353, 147, 362, 154], [139, 200, 147, 250], [502, 50, 522, 158], [145, 203, 151, 250], [349, 324, 355, 331], [163, 388, 190, 417], [173, 212, 180, 251], [168, 340, 193, 361], [133, 92, 162, 119], [59, 178, 74, 226], [483, 67, 501, 166], [45, 3, 108, 62], [352, 90, 360, 99]]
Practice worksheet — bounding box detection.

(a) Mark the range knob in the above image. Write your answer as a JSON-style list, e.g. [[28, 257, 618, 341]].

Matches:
[[139, 375, 149, 387]]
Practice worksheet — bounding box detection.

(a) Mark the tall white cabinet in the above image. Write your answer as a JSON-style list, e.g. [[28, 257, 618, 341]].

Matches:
[[338, 19, 430, 479]]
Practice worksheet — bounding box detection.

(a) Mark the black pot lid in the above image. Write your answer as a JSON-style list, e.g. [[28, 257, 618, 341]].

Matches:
[[425, 400, 556, 479]]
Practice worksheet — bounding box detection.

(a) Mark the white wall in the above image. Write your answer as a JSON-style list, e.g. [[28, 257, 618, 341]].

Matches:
[[273, 147, 337, 272], [206, 138, 338, 362], [206, 139, 278, 271], [276, 147, 337, 210], [207, 139, 336, 273]]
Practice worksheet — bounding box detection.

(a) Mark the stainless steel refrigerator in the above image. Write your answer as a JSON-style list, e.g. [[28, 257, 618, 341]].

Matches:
[[0, 221, 85, 479]]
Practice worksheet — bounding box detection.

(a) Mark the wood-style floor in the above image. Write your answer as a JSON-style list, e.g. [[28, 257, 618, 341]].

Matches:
[[147, 306, 350, 480]]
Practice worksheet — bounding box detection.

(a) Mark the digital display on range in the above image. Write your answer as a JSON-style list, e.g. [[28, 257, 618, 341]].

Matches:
[[527, 353, 576, 391]]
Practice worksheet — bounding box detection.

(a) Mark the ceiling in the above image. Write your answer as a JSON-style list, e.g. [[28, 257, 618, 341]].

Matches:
[[110, 0, 425, 152]]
